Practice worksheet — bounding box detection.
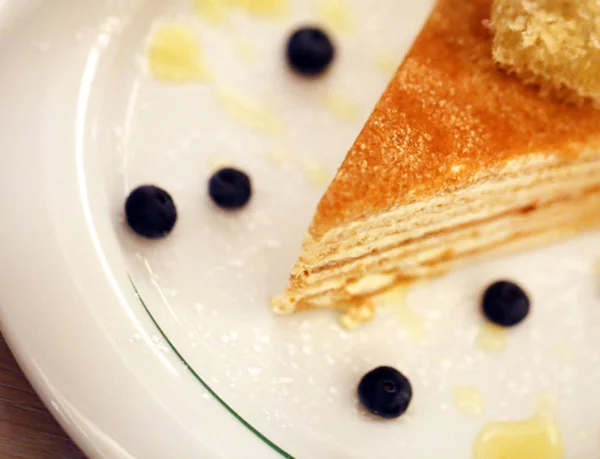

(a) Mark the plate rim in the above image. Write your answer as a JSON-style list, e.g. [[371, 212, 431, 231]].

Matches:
[[0, 2, 291, 457]]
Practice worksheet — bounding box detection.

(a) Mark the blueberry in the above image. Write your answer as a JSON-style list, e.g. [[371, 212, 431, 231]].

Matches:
[[482, 280, 530, 327], [286, 26, 335, 76], [125, 185, 177, 238], [357, 366, 412, 419], [209, 168, 252, 210]]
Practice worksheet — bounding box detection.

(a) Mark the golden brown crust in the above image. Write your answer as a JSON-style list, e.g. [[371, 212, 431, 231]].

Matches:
[[309, 0, 600, 238]]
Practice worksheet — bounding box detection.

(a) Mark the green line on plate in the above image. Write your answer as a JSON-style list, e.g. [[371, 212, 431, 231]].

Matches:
[[128, 275, 294, 459]]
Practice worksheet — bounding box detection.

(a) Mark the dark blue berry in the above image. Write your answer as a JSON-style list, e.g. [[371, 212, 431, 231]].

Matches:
[[209, 168, 252, 210], [357, 366, 412, 419], [482, 280, 530, 327], [286, 26, 335, 76], [125, 185, 177, 238]]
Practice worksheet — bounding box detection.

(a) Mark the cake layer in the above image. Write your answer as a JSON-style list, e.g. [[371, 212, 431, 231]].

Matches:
[[274, 153, 600, 312], [274, 186, 600, 313], [301, 150, 600, 270]]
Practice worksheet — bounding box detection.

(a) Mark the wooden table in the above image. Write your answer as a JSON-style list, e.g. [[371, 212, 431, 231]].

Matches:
[[0, 334, 86, 459]]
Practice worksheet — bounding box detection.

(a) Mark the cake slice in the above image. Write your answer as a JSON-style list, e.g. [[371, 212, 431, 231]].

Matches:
[[272, 0, 600, 322]]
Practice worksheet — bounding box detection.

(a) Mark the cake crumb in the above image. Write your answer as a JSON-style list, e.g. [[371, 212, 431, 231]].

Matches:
[[339, 302, 375, 329]]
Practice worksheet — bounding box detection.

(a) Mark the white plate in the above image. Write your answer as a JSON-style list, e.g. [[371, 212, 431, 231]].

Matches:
[[1, 1, 599, 457]]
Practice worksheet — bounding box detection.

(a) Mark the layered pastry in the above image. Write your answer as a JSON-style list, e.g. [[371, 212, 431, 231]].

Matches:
[[272, 0, 600, 319]]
